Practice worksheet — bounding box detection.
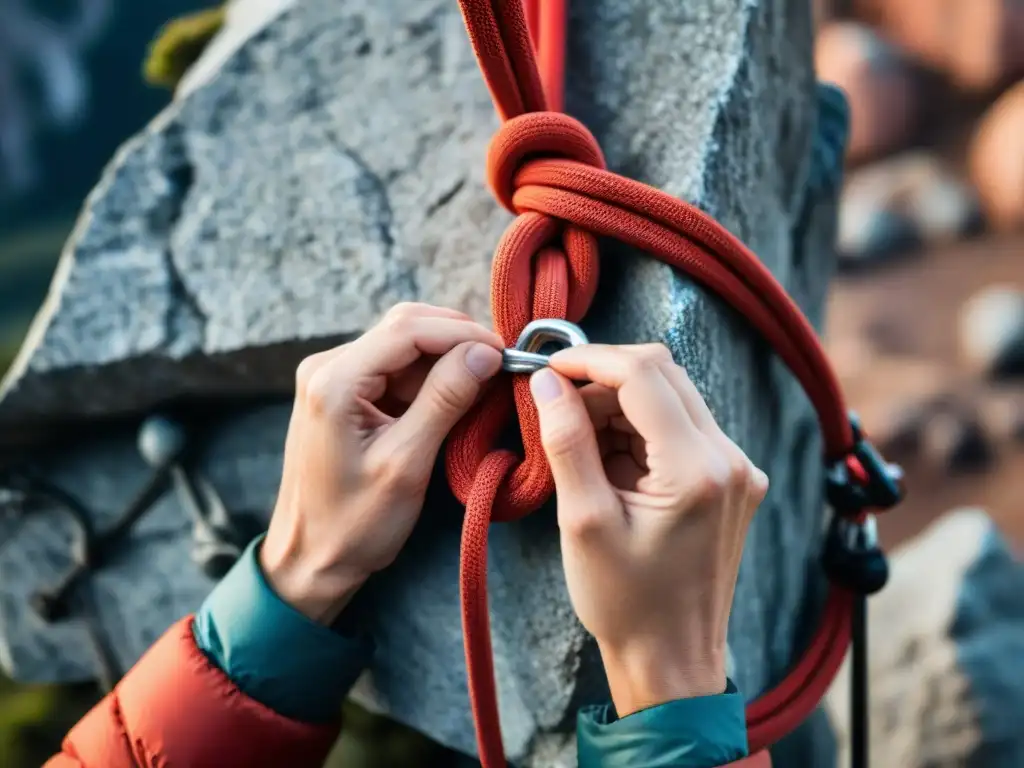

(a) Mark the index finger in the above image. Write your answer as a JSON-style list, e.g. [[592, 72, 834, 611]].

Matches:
[[548, 344, 700, 444], [347, 317, 504, 380]]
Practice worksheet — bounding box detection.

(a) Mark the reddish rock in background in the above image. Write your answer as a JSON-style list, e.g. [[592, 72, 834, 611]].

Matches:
[[837, 151, 980, 266], [825, 235, 1024, 550], [970, 81, 1024, 230], [958, 284, 1024, 379], [813, 0, 847, 28], [865, 0, 1024, 91], [815, 21, 920, 162]]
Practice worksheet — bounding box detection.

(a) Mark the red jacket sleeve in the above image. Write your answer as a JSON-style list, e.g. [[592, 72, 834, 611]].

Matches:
[[45, 615, 341, 768], [731, 753, 772, 766]]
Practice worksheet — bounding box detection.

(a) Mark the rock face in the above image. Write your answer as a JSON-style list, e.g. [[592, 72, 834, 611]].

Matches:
[[825, 508, 1024, 768], [969, 81, 1024, 233], [836, 152, 981, 270], [0, 0, 210, 378], [0, 0, 841, 765], [813, 21, 919, 163]]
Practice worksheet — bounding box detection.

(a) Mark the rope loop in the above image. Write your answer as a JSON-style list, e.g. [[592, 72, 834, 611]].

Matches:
[[446, 112, 606, 523], [447, 212, 600, 521], [486, 111, 606, 212]]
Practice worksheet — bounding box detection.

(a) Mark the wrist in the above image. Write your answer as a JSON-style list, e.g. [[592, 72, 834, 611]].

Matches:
[[258, 539, 367, 626], [598, 639, 727, 716]]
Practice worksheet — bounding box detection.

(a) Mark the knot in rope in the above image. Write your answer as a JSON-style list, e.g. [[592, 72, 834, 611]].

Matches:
[[446, 108, 609, 523], [486, 112, 605, 211], [445, 181, 603, 519]]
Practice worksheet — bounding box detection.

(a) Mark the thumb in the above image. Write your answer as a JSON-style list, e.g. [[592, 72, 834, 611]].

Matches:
[[531, 369, 621, 537], [384, 341, 503, 461]]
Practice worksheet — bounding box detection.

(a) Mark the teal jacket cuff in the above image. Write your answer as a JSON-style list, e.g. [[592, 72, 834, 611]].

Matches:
[[192, 535, 373, 723], [577, 680, 749, 767]]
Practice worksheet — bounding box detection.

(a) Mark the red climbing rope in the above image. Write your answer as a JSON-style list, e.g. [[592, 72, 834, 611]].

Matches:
[[445, 1, 874, 764]]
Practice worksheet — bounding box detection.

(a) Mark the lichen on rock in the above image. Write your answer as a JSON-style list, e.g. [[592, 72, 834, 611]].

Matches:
[[144, 6, 227, 90]]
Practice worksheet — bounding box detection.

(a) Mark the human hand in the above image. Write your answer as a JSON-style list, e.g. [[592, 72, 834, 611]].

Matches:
[[260, 303, 504, 625], [529, 344, 769, 715]]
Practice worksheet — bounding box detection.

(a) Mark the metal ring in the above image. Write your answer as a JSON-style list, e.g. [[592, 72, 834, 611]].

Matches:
[[833, 513, 879, 551], [501, 318, 589, 374]]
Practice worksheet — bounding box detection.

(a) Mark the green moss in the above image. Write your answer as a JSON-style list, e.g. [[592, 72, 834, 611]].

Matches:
[[144, 6, 227, 89], [0, 677, 101, 768], [0, 679, 67, 768], [0, 687, 54, 767]]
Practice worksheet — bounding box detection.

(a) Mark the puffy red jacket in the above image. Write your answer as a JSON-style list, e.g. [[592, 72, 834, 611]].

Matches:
[[44, 616, 340, 768]]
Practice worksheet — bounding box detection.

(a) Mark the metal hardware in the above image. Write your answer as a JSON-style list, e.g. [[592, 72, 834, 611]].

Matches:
[[834, 512, 879, 552], [822, 513, 889, 596], [138, 416, 242, 580], [27, 456, 174, 626], [7, 414, 246, 690], [14, 468, 154, 691], [501, 318, 589, 374], [825, 412, 905, 516]]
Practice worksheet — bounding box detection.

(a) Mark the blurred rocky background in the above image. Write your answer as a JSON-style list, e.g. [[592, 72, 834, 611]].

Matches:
[[812, 5, 1024, 758], [812, 0, 1024, 552], [1, 0, 1022, 766]]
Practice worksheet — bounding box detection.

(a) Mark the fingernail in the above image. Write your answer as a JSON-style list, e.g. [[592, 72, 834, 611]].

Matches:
[[465, 343, 502, 380], [530, 368, 563, 404]]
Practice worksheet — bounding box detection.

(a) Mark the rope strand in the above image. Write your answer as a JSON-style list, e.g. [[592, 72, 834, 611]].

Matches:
[[449, 1, 862, 762]]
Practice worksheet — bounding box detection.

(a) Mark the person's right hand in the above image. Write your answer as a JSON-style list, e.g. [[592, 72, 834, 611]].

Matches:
[[260, 303, 504, 626], [529, 343, 769, 715]]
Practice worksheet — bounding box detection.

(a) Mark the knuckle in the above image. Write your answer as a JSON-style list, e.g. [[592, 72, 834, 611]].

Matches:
[[294, 356, 319, 396], [636, 343, 674, 366], [726, 450, 753, 489], [386, 301, 419, 320], [750, 466, 770, 503], [294, 350, 336, 397], [560, 497, 615, 541], [622, 353, 660, 380], [690, 454, 732, 503], [296, 344, 354, 399], [382, 302, 420, 330], [302, 367, 337, 417], [383, 310, 414, 336]]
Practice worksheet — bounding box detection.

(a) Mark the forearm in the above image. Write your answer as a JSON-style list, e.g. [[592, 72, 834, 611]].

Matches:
[[599, 639, 728, 716]]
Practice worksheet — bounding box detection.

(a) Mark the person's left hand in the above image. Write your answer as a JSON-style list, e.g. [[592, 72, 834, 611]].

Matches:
[[260, 303, 504, 624]]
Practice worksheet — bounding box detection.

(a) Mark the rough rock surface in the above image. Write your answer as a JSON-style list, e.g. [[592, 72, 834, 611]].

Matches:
[[825, 508, 1024, 768], [0, 0, 838, 765]]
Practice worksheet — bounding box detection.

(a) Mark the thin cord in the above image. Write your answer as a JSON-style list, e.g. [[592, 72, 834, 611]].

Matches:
[[851, 594, 868, 768]]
